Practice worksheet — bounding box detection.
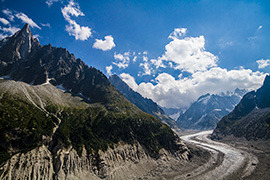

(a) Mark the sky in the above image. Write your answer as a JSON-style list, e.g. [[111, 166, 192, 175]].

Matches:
[[0, 0, 270, 109]]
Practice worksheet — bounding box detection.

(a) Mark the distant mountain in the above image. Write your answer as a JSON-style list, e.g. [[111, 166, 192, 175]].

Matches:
[[177, 89, 247, 130], [162, 107, 186, 121], [0, 24, 189, 179], [212, 75, 270, 140], [109, 74, 180, 129]]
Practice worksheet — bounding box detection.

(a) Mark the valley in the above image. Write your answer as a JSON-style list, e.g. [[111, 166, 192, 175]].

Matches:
[[178, 131, 258, 180]]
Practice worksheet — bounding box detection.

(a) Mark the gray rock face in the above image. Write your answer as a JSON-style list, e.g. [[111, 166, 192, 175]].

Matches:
[[177, 89, 246, 130], [0, 24, 110, 103], [212, 75, 270, 140], [0, 141, 189, 180], [109, 74, 180, 129]]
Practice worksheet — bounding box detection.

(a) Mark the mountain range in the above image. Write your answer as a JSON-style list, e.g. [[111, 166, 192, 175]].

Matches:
[[109, 74, 179, 129], [212, 75, 270, 140], [0, 24, 189, 179], [177, 89, 247, 130]]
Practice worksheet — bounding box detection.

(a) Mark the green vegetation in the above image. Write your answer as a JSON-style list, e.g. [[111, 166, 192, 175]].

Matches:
[[0, 92, 57, 164], [0, 81, 182, 165]]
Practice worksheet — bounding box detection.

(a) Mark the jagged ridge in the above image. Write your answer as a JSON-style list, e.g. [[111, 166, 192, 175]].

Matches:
[[109, 74, 180, 129], [177, 89, 246, 130], [212, 75, 270, 140]]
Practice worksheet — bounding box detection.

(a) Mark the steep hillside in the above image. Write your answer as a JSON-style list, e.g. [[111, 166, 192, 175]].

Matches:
[[177, 89, 246, 130], [0, 24, 189, 179], [211, 75, 270, 140], [109, 74, 179, 129]]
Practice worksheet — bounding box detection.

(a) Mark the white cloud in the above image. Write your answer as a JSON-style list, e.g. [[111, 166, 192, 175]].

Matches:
[[46, 0, 59, 7], [139, 56, 152, 76], [93, 35, 116, 51], [0, 33, 8, 40], [257, 25, 263, 31], [168, 28, 187, 40], [2, 9, 14, 21], [161, 35, 218, 73], [106, 65, 113, 76], [0, 18, 9, 25], [150, 58, 166, 69], [257, 59, 270, 69], [15, 12, 41, 29], [124, 68, 266, 108], [110, 28, 268, 109], [0, 26, 20, 35], [61, 0, 92, 41], [0, 26, 20, 40], [120, 73, 138, 91], [41, 23, 51, 28], [113, 52, 130, 69], [132, 56, 137, 62], [143, 51, 148, 55]]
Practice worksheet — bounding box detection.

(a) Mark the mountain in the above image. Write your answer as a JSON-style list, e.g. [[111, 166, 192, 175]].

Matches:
[[211, 75, 270, 140], [177, 89, 247, 130], [109, 74, 180, 129], [0, 24, 189, 179], [162, 107, 186, 121]]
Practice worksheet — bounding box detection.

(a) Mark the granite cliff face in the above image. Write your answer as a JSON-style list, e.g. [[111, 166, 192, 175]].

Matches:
[[0, 24, 190, 179], [177, 89, 246, 130], [212, 75, 270, 140], [109, 74, 179, 129]]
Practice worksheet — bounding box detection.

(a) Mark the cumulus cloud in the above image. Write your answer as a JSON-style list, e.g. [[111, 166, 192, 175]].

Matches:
[[113, 52, 130, 69], [111, 28, 267, 109], [161, 35, 218, 73], [139, 56, 152, 76], [123, 68, 266, 108], [46, 0, 59, 7], [61, 0, 92, 40], [15, 12, 41, 29], [0, 26, 20, 34], [120, 73, 138, 91], [2, 9, 14, 21], [0, 18, 9, 25], [168, 28, 187, 40], [257, 59, 270, 69], [106, 65, 113, 76], [0, 26, 20, 40], [93, 35, 116, 51]]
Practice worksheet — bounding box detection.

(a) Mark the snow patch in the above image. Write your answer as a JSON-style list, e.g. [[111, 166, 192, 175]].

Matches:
[[194, 114, 207, 125], [198, 95, 211, 105], [0, 75, 10, 80], [169, 112, 181, 121], [213, 109, 222, 111], [56, 84, 66, 92]]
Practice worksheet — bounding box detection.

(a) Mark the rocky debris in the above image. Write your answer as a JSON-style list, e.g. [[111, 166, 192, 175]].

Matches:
[[0, 142, 189, 180]]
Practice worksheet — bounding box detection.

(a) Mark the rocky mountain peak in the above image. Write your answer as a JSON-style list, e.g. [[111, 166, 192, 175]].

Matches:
[[20, 23, 31, 34], [0, 23, 40, 63], [212, 74, 270, 140]]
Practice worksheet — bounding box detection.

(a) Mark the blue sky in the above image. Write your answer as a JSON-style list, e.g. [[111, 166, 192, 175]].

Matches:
[[0, 0, 269, 108]]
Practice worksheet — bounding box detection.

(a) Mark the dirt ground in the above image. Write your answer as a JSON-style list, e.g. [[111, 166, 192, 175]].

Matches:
[[218, 137, 270, 180]]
